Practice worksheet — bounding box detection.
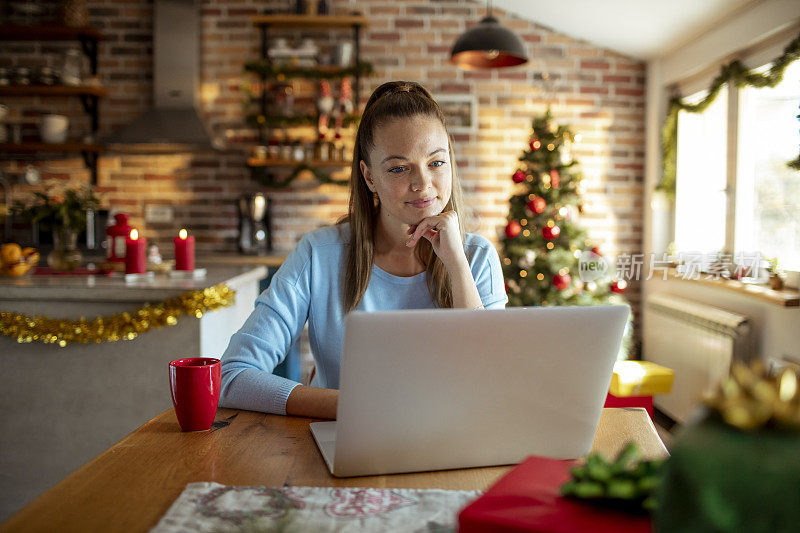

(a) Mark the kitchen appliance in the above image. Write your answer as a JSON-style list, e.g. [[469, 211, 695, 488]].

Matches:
[[238, 193, 272, 254], [104, 0, 213, 151]]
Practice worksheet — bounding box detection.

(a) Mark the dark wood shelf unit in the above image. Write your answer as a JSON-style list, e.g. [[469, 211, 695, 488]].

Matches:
[[249, 14, 367, 145], [0, 142, 104, 153], [0, 25, 105, 42], [251, 14, 368, 29], [0, 25, 105, 184], [0, 85, 108, 97], [246, 157, 350, 167]]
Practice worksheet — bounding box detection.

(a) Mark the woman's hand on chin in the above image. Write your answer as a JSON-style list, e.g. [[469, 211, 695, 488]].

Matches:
[[405, 210, 467, 269]]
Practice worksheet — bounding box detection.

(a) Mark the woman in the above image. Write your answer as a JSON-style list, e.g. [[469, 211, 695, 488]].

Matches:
[[220, 81, 507, 419]]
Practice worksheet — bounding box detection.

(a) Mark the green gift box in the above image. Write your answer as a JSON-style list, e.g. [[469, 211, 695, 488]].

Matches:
[[654, 409, 800, 532]]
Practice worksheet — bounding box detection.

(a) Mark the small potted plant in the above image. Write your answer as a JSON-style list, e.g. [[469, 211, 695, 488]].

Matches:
[[13, 185, 100, 270], [766, 256, 785, 291]]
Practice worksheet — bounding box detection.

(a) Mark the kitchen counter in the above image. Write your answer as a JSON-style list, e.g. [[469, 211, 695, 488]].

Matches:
[[0, 265, 267, 302], [197, 253, 287, 268], [0, 265, 267, 522]]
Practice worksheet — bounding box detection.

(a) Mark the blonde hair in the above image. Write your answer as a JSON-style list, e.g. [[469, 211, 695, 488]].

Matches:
[[338, 81, 466, 313]]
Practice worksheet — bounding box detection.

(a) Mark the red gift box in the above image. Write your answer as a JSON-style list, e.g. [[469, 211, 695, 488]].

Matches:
[[603, 393, 654, 418], [458, 456, 651, 533]]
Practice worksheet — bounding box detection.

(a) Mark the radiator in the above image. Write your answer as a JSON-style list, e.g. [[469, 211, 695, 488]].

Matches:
[[643, 293, 752, 423]]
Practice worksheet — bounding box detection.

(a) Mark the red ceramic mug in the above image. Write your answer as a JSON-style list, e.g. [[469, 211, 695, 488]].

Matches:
[[168, 357, 221, 432]]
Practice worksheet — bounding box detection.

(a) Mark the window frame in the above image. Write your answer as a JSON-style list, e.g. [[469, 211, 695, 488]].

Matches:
[[671, 39, 800, 284]]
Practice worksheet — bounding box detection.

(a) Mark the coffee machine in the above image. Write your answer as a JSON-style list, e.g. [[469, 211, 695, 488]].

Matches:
[[238, 193, 272, 254]]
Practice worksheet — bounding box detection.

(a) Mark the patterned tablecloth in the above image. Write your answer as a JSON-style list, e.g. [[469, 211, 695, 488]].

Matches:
[[150, 482, 483, 532]]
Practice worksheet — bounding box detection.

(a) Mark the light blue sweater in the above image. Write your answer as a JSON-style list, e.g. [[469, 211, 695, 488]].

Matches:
[[219, 223, 508, 415]]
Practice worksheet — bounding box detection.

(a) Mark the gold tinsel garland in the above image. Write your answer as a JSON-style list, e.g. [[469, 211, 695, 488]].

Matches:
[[0, 284, 236, 347], [703, 360, 800, 431]]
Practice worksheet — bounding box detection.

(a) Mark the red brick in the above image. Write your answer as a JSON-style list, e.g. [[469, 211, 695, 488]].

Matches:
[[581, 61, 610, 70], [616, 88, 644, 97], [580, 86, 609, 95]]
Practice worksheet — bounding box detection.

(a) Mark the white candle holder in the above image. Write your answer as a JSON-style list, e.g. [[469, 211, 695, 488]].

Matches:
[[124, 271, 155, 284], [168, 268, 207, 279]]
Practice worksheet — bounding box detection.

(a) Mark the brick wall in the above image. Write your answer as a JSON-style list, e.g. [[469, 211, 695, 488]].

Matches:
[[1, 0, 645, 348]]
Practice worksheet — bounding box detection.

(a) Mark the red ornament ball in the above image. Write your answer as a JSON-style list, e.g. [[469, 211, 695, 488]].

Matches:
[[527, 196, 546, 214], [553, 272, 571, 290], [512, 170, 526, 183], [611, 279, 627, 293], [550, 169, 560, 188], [542, 225, 561, 240], [505, 220, 522, 239], [530, 139, 541, 151]]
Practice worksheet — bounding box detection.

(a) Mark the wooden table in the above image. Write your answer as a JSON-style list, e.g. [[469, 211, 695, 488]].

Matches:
[[1, 407, 667, 532]]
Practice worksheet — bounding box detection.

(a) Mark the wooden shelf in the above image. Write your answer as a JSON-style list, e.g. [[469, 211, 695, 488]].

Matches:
[[0, 25, 105, 41], [0, 85, 107, 97], [247, 157, 350, 167], [0, 142, 104, 153], [666, 268, 799, 307], [251, 14, 368, 29]]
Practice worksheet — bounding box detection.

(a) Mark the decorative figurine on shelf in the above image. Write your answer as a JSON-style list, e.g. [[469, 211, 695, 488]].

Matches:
[[317, 79, 334, 139], [332, 77, 353, 141], [147, 244, 162, 265]]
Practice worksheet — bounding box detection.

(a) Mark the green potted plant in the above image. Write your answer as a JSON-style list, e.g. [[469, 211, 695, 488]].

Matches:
[[13, 186, 100, 270], [766, 256, 785, 291]]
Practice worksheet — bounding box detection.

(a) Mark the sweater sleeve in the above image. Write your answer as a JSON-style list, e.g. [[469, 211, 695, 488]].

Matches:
[[468, 236, 508, 310], [219, 239, 312, 415]]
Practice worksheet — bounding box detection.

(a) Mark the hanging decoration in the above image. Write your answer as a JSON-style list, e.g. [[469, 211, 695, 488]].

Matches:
[[0, 284, 235, 347], [658, 33, 800, 199]]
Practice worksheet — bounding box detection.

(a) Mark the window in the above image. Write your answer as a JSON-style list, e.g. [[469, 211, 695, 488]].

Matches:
[[674, 55, 800, 275], [735, 60, 800, 271], [675, 87, 728, 255]]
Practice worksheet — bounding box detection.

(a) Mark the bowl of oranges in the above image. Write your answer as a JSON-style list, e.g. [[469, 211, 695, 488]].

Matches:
[[0, 243, 40, 277]]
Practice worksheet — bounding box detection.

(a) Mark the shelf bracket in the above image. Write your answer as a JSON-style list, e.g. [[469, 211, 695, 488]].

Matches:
[[81, 150, 99, 186], [259, 24, 270, 145], [79, 95, 100, 133], [78, 36, 99, 75]]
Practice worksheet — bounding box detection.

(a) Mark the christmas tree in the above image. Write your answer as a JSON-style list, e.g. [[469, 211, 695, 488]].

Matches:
[[501, 109, 632, 355]]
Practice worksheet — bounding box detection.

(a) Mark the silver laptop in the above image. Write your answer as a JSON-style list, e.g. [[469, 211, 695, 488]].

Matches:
[[310, 305, 630, 477]]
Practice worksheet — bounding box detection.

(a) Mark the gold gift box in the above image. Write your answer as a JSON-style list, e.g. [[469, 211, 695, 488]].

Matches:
[[610, 360, 674, 397]]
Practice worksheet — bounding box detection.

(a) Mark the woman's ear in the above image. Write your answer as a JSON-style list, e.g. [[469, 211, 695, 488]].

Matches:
[[360, 160, 375, 192]]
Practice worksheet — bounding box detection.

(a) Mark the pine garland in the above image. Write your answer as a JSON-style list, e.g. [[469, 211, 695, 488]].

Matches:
[[249, 163, 349, 189], [658, 32, 800, 199], [244, 61, 374, 80], [245, 112, 361, 129]]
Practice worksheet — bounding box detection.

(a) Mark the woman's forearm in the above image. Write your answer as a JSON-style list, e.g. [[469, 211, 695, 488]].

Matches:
[[448, 257, 484, 309], [286, 385, 339, 419]]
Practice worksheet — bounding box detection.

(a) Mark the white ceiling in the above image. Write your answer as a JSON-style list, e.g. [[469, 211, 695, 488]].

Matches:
[[493, 0, 757, 59]]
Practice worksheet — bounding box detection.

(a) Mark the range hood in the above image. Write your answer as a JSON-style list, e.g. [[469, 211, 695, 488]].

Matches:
[[106, 0, 214, 152]]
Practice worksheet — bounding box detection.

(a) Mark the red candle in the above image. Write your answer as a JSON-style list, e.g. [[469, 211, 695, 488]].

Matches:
[[125, 229, 146, 274], [174, 228, 195, 271]]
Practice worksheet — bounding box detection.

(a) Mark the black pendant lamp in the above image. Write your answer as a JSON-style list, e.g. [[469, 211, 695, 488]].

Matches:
[[450, 0, 528, 70]]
